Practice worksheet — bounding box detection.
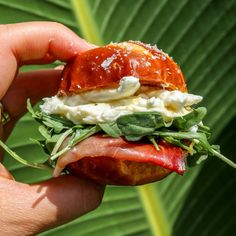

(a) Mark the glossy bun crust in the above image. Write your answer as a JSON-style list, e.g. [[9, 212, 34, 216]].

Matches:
[[59, 41, 187, 94]]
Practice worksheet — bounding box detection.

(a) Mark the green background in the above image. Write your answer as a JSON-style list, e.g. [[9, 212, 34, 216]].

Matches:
[[1, 0, 236, 235]]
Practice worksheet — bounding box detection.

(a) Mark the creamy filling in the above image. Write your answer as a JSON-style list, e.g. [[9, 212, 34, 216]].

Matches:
[[41, 76, 202, 124]]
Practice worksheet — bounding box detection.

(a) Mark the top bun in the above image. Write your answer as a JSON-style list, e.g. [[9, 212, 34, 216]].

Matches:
[[59, 41, 187, 95]]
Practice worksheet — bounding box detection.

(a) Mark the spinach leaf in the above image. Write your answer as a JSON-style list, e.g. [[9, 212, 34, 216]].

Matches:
[[172, 107, 207, 130]]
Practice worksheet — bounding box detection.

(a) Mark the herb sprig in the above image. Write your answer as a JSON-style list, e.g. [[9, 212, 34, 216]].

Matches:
[[27, 100, 101, 164]]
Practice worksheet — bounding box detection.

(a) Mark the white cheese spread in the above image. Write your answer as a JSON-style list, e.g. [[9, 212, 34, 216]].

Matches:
[[41, 76, 202, 124]]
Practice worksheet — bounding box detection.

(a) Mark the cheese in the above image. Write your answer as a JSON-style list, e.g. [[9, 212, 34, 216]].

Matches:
[[40, 76, 202, 124]]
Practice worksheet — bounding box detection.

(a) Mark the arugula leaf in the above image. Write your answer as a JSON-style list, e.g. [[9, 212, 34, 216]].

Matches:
[[153, 130, 202, 140], [27, 98, 36, 117], [210, 147, 236, 168], [154, 130, 212, 155], [117, 112, 165, 139], [98, 122, 121, 138], [27, 99, 75, 133], [172, 107, 207, 130], [41, 116, 68, 133], [0, 140, 52, 171], [154, 130, 236, 168], [22, 99, 236, 171], [38, 125, 51, 140], [148, 136, 160, 151], [46, 114, 74, 128], [51, 128, 74, 156], [163, 136, 194, 154], [72, 125, 101, 145], [197, 123, 211, 138], [50, 125, 101, 161], [123, 134, 146, 141]]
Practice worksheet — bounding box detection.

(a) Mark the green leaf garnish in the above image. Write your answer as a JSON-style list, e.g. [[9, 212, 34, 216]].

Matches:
[[98, 122, 121, 138], [0, 140, 52, 171], [163, 136, 194, 154], [148, 136, 160, 151], [50, 125, 100, 161], [172, 107, 207, 130], [51, 128, 74, 156], [117, 112, 165, 139], [4, 100, 235, 172]]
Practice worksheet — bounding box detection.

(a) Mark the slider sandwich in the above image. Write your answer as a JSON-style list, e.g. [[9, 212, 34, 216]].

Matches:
[[4, 41, 235, 185]]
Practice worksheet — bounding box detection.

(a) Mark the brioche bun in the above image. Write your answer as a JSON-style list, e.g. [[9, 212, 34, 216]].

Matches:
[[59, 41, 187, 95]]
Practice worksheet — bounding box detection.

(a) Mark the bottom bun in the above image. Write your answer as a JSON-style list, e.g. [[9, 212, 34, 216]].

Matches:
[[67, 157, 171, 186]]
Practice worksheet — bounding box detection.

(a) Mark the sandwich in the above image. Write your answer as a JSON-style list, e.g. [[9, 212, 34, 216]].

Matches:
[[3, 41, 235, 185]]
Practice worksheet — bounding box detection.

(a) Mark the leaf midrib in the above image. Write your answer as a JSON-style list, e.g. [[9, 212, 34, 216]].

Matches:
[[70, 0, 103, 45]]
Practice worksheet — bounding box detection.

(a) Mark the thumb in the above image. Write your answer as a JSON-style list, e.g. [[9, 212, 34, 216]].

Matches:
[[0, 175, 104, 235]]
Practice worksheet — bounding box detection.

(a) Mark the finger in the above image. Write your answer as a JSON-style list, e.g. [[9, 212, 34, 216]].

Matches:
[[2, 69, 62, 140], [0, 175, 104, 234], [3, 69, 62, 117], [0, 22, 95, 99], [0, 162, 14, 180]]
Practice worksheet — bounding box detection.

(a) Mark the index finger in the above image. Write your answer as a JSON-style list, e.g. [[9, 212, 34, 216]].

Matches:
[[0, 21, 94, 99]]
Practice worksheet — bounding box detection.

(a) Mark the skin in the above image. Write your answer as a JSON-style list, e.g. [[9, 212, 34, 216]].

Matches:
[[0, 22, 104, 235]]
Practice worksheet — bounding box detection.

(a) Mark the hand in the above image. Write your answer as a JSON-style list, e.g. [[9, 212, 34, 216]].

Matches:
[[0, 22, 104, 235]]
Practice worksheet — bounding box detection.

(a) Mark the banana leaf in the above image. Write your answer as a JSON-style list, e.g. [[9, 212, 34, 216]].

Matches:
[[1, 0, 236, 235]]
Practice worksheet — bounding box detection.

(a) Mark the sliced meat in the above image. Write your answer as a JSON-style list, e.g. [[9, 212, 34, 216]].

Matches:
[[53, 135, 186, 185]]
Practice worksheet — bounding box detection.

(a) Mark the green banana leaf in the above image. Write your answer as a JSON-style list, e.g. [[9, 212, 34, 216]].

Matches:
[[1, 0, 236, 235]]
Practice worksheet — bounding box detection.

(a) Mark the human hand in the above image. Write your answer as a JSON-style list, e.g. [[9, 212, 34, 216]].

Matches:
[[0, 22, 104, 235]]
